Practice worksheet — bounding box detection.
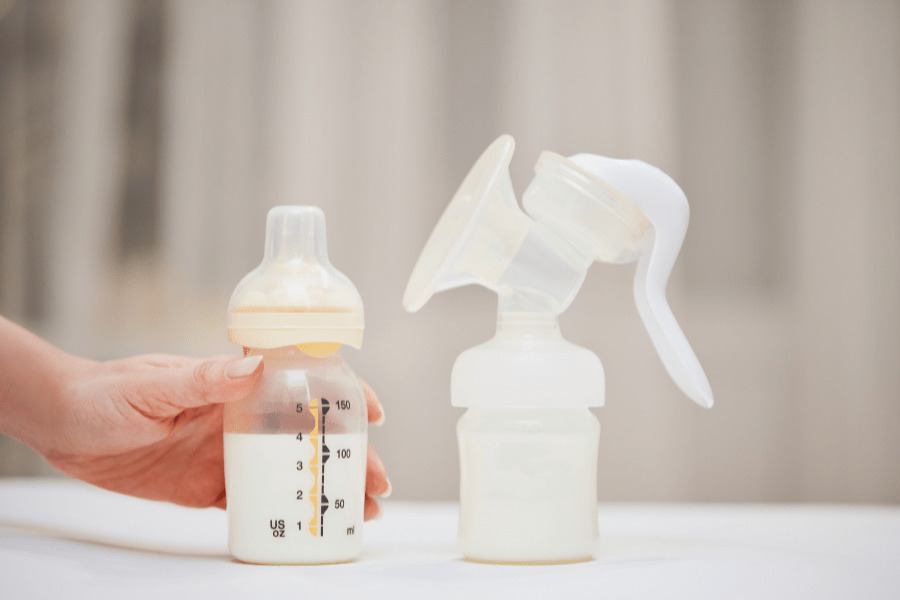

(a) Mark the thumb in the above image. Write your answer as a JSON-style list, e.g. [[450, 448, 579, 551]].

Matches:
[[166, 354, 264, 412]]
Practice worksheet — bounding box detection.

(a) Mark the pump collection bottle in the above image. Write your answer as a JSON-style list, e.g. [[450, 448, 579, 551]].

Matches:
[[457, 406, 599, 562]]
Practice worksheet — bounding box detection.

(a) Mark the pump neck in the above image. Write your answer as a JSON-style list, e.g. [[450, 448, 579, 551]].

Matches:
[[496, 290, 562, 341]]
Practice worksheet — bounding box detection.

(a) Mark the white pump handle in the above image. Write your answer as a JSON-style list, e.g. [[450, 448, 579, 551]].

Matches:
[[567, 154, 713, 408]]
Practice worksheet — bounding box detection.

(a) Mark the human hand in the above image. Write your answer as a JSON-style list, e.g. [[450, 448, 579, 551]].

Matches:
[[22, 350, 389, 517]]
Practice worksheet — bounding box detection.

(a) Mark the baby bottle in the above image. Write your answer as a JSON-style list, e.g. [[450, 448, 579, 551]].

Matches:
[[224, 206, 368, 565]]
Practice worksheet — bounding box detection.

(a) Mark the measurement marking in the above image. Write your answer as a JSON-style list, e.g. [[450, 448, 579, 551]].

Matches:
[[320, 398, 329, 537], [308, 398, 320, 537]]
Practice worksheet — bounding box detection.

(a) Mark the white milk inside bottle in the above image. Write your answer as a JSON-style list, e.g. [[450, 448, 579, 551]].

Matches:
[[225, 206, 368, 564], [225, 432, 366, 554], [457, 407, 600, 563]]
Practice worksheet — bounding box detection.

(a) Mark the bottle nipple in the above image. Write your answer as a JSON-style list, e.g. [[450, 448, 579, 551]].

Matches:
[[228, 206, 365, 349], [265, 206, 330, 267]]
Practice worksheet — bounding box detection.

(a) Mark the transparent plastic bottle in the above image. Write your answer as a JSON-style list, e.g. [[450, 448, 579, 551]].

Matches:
[[224, 206, 368, 564], [224, 345, 367, 564], [450, 311, 604, 564], [457, 407, 599, 564]]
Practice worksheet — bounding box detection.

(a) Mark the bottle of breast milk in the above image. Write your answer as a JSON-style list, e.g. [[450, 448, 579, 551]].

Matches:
[[224, 206, 367, 565]]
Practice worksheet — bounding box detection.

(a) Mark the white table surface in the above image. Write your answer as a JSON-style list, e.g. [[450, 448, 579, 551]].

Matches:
[[1, 479, 898, 599]]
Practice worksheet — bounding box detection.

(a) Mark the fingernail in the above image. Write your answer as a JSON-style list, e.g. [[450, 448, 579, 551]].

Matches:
[[373, 502, 384, 520], [377, 478, 392, 499], [225, 355, 263, 379], [374, 402, 386, 426]]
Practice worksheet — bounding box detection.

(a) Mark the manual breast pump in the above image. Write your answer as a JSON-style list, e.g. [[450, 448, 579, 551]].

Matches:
[[403, 135, 713, 564], [224, 206, 368, 564]]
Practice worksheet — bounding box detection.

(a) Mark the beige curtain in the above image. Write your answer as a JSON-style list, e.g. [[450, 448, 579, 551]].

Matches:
[[1, 0, 898, 502]]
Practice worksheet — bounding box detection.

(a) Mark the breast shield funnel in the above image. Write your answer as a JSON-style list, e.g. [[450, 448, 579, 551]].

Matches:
[[404, 135, 590, 317]]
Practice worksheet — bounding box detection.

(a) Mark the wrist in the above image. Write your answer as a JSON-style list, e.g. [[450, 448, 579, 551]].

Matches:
[[0, 317, 89, 457]]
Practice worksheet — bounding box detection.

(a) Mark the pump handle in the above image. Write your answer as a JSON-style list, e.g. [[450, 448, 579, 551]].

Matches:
[[567, 154, 713, 408]]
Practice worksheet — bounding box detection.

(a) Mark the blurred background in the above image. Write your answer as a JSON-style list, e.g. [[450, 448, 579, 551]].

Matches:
[[1, 0, 898, 503]]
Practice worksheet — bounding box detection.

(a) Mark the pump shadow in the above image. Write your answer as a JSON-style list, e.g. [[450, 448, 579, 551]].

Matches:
[[460, 555, 596, 566]]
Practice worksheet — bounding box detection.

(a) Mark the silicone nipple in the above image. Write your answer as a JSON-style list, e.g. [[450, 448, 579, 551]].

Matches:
[[228, 206, 364, 349], [265, 204, 331, 266]]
